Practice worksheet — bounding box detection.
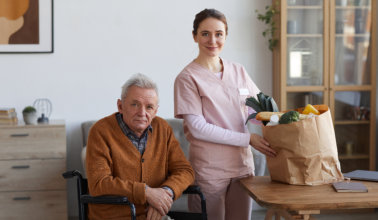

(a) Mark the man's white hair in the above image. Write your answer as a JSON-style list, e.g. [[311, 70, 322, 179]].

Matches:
[[121, 73, 159, 101]]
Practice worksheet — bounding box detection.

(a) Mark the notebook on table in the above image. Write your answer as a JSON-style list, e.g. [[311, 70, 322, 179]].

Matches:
[[332, 181, 368, 193], [343, 170, 378, 182]]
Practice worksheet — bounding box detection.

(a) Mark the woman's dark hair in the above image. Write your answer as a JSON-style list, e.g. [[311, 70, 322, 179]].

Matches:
[[193, 9, 228, 36]]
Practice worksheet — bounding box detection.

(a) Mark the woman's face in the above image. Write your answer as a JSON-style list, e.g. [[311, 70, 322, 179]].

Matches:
[[193, 17, 226, 58]]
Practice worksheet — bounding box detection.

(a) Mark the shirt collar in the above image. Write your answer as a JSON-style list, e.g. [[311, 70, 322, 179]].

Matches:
[[116, 113, 153, 138]]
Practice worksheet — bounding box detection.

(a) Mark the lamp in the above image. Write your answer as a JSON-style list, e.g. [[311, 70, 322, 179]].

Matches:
[[33, 98, 52, 124]]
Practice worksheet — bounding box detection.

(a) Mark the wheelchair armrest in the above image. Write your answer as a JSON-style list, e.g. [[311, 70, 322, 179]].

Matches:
[[62, 170, 83, 180], [82, 195, 136, 220], [169, 185, 207, 220], [81, 195, 132, 205], [62, 170, 137, 220], [183, 185, 201, 195]]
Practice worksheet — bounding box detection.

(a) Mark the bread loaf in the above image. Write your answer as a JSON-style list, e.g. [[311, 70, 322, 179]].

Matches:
[[256, 111, 310, 121]]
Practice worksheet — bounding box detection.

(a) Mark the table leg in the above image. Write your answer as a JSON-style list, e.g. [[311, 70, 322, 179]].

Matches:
[[264, 208, 296, 220], [297, 210, 320, 220], [264, 209, 320, 220], [265, 208, 275, 220], [275, 212, 281, 220], [292, 214, 316, 220]]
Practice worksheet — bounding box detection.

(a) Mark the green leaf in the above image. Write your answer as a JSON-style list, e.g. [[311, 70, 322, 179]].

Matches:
[[257, 92, 267, 111], [270, 97, 279, 112], [265, 97, 273, 112], [245, 97, 262, 113], [245, 112, 258, 125], [255, 3, 279, 51]]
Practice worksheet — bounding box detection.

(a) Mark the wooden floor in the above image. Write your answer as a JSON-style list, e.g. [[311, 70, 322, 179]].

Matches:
[[251, 209, 378, 220], [70, 210, 378, 220]]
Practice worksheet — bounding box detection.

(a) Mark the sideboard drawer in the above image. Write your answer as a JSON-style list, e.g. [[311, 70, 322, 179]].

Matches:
[[0, 126, 66, 159], [0, 190, 67, 220], [0, 159, 66, 191]]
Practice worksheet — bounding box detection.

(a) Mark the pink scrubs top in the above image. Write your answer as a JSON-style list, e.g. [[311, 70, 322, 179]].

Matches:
[[174, 58, 260, 180]]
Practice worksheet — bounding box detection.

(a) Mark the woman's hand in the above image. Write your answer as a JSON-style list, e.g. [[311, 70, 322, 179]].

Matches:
[[249, 133, 276, 157]]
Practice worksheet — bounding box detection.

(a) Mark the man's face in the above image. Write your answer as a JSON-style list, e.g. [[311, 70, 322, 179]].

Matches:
[[117, 86, 158, 137]]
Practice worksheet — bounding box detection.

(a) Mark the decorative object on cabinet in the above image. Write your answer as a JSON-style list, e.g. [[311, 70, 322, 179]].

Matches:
[[255, 1, 280, 51], [22, 106, 37, 125], [0, 0, 54, 53], [33, 98, 52, 124], [0, 121, 67, 219], [272, 0, 376, 172], [0, 108, 18, 125]]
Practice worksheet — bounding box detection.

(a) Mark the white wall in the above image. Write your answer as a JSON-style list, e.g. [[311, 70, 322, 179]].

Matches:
[[0, 0, 272, 216]]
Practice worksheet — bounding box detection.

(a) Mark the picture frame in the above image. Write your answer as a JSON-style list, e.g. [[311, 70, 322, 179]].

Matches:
[[0, 0, 54, 53]]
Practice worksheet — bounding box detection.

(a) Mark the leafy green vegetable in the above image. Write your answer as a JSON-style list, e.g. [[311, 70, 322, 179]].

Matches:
[[245, 92, 279, 125], [270, 98, 279, 112], [265, 97, 273, 112], [245, 112, 258, 123], [257, 93, 267, 111], [278, 111, 300, 124], [246, 97, 262, 113]]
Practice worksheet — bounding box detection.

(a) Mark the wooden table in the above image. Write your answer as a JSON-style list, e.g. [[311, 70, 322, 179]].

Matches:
[[240, 176, 378, 220]]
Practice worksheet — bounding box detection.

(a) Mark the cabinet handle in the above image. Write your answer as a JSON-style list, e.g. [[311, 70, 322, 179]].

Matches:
[[11, 165, 30, 169], [13, 196, 31, 201], [10, 133, 29, 137]]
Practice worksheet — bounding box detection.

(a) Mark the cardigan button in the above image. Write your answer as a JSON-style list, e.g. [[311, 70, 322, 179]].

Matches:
[[141, 158, 145, 163]]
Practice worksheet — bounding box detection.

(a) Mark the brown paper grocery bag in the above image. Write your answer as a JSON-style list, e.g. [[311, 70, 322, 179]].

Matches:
[[263, 105, 344, 185]]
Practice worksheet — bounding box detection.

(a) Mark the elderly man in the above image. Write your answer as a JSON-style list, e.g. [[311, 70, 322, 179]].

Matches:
[[86, 73, 194, 220]]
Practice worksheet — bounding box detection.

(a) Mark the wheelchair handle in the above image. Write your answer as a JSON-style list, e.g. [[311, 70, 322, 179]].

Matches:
[[62, 170, 83, 180], [184, 185, 206, 201], [183, 185, 201, 194]]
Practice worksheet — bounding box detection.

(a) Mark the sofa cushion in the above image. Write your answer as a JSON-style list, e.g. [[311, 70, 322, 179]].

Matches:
[[81, 120, 97, 147]]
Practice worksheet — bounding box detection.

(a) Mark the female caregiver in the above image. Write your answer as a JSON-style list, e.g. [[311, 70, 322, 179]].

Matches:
[[174, 8, 276, 220]]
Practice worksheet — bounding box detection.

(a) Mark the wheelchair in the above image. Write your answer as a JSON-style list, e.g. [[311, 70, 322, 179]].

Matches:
[[63, 170, 207, 220]]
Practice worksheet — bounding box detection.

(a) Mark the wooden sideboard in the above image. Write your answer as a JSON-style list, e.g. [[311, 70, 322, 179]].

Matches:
[[0, 121, 67, 219]]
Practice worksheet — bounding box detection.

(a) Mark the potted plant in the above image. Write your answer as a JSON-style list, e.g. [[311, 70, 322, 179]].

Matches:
[[255, 1, 279, 51], [22, 106, 38, 125]]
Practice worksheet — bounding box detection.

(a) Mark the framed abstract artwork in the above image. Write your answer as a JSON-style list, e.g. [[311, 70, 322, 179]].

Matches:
[[0, 0, 53, 53]]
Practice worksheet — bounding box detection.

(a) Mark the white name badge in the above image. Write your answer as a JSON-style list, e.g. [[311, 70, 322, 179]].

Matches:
[[239, 88, 249, 95]]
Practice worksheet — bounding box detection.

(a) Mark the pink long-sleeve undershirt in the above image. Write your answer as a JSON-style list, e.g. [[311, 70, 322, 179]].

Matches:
[[183, 114, 250, 148]]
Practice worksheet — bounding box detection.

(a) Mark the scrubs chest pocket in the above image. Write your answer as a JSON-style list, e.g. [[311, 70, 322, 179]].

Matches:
[[238, 88, 249, 115]]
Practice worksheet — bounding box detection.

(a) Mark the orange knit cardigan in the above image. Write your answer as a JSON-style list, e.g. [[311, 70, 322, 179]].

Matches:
[[86, 113, 194, 220]]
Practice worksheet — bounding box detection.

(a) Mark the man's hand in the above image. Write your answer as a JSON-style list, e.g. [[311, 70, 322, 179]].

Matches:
[[162, 187, 173, 198], [250, 133, 277, 157], [145, 186, 173, 216], [146, 206, 163, 220]]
